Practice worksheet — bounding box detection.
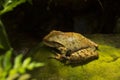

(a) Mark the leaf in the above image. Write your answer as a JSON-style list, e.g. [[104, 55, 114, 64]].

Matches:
[[18, 67, 26, 74], [27, 62, 36, 70], [17, 57, 32, 74], [3, 48, 13, 71], [27, 62, 44, 70], [9, 68, 18, 76], [0, 19, 11, 50], [22, 57, 31, 68], [7, 73, 19, 80], [13, 54, 23, 69], [0, 0, 27, 15], [0, 44, 4, 50], [0, 55, 4, 68], [34, 62, 45, 67], [18, 73, 31, 80]]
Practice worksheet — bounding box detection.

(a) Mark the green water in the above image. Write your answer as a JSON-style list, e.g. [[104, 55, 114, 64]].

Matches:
[[29, 34, 120, 80]]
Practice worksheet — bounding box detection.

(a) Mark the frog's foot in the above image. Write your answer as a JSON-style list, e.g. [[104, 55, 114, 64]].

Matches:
[[48, 53, 66, 61], [55, 54, 67, 61]]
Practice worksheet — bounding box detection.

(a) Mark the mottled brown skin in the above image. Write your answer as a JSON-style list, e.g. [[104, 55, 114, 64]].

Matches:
[[54, 47, 99, 64], [43, 30, 99, 64]]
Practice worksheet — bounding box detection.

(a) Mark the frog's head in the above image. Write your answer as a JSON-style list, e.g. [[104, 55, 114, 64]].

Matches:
[[43, 30, 64, 48]]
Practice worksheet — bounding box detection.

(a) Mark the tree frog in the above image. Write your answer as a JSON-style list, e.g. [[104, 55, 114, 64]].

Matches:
[[43, 30, 98, 64]]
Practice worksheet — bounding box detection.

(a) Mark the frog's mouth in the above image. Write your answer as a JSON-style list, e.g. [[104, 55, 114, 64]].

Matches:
[[43, 41, 64, 53], [43, 40, 64, 48]]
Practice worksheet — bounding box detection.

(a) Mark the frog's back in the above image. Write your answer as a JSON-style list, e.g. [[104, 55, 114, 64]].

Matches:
[[62, 32, 98, 52], [43, 30, 98, 52]]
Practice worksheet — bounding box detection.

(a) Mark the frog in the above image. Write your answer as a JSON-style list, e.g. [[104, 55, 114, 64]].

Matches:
[[43, 30, 99, 64]]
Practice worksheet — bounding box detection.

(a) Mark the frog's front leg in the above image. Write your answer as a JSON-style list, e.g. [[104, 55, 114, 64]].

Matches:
[[57, 47, 68, 54], [49, 53, 67, 62]]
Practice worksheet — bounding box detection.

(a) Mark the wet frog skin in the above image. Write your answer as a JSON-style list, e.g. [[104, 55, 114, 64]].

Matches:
[[43, 30, 99, 65]]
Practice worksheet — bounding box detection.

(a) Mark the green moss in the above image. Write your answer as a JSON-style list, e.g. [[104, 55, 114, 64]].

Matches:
[[29, 35, 120, 80]]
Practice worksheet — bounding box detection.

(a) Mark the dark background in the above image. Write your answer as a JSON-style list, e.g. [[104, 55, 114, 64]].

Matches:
[[2, 0, 120, 39]]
